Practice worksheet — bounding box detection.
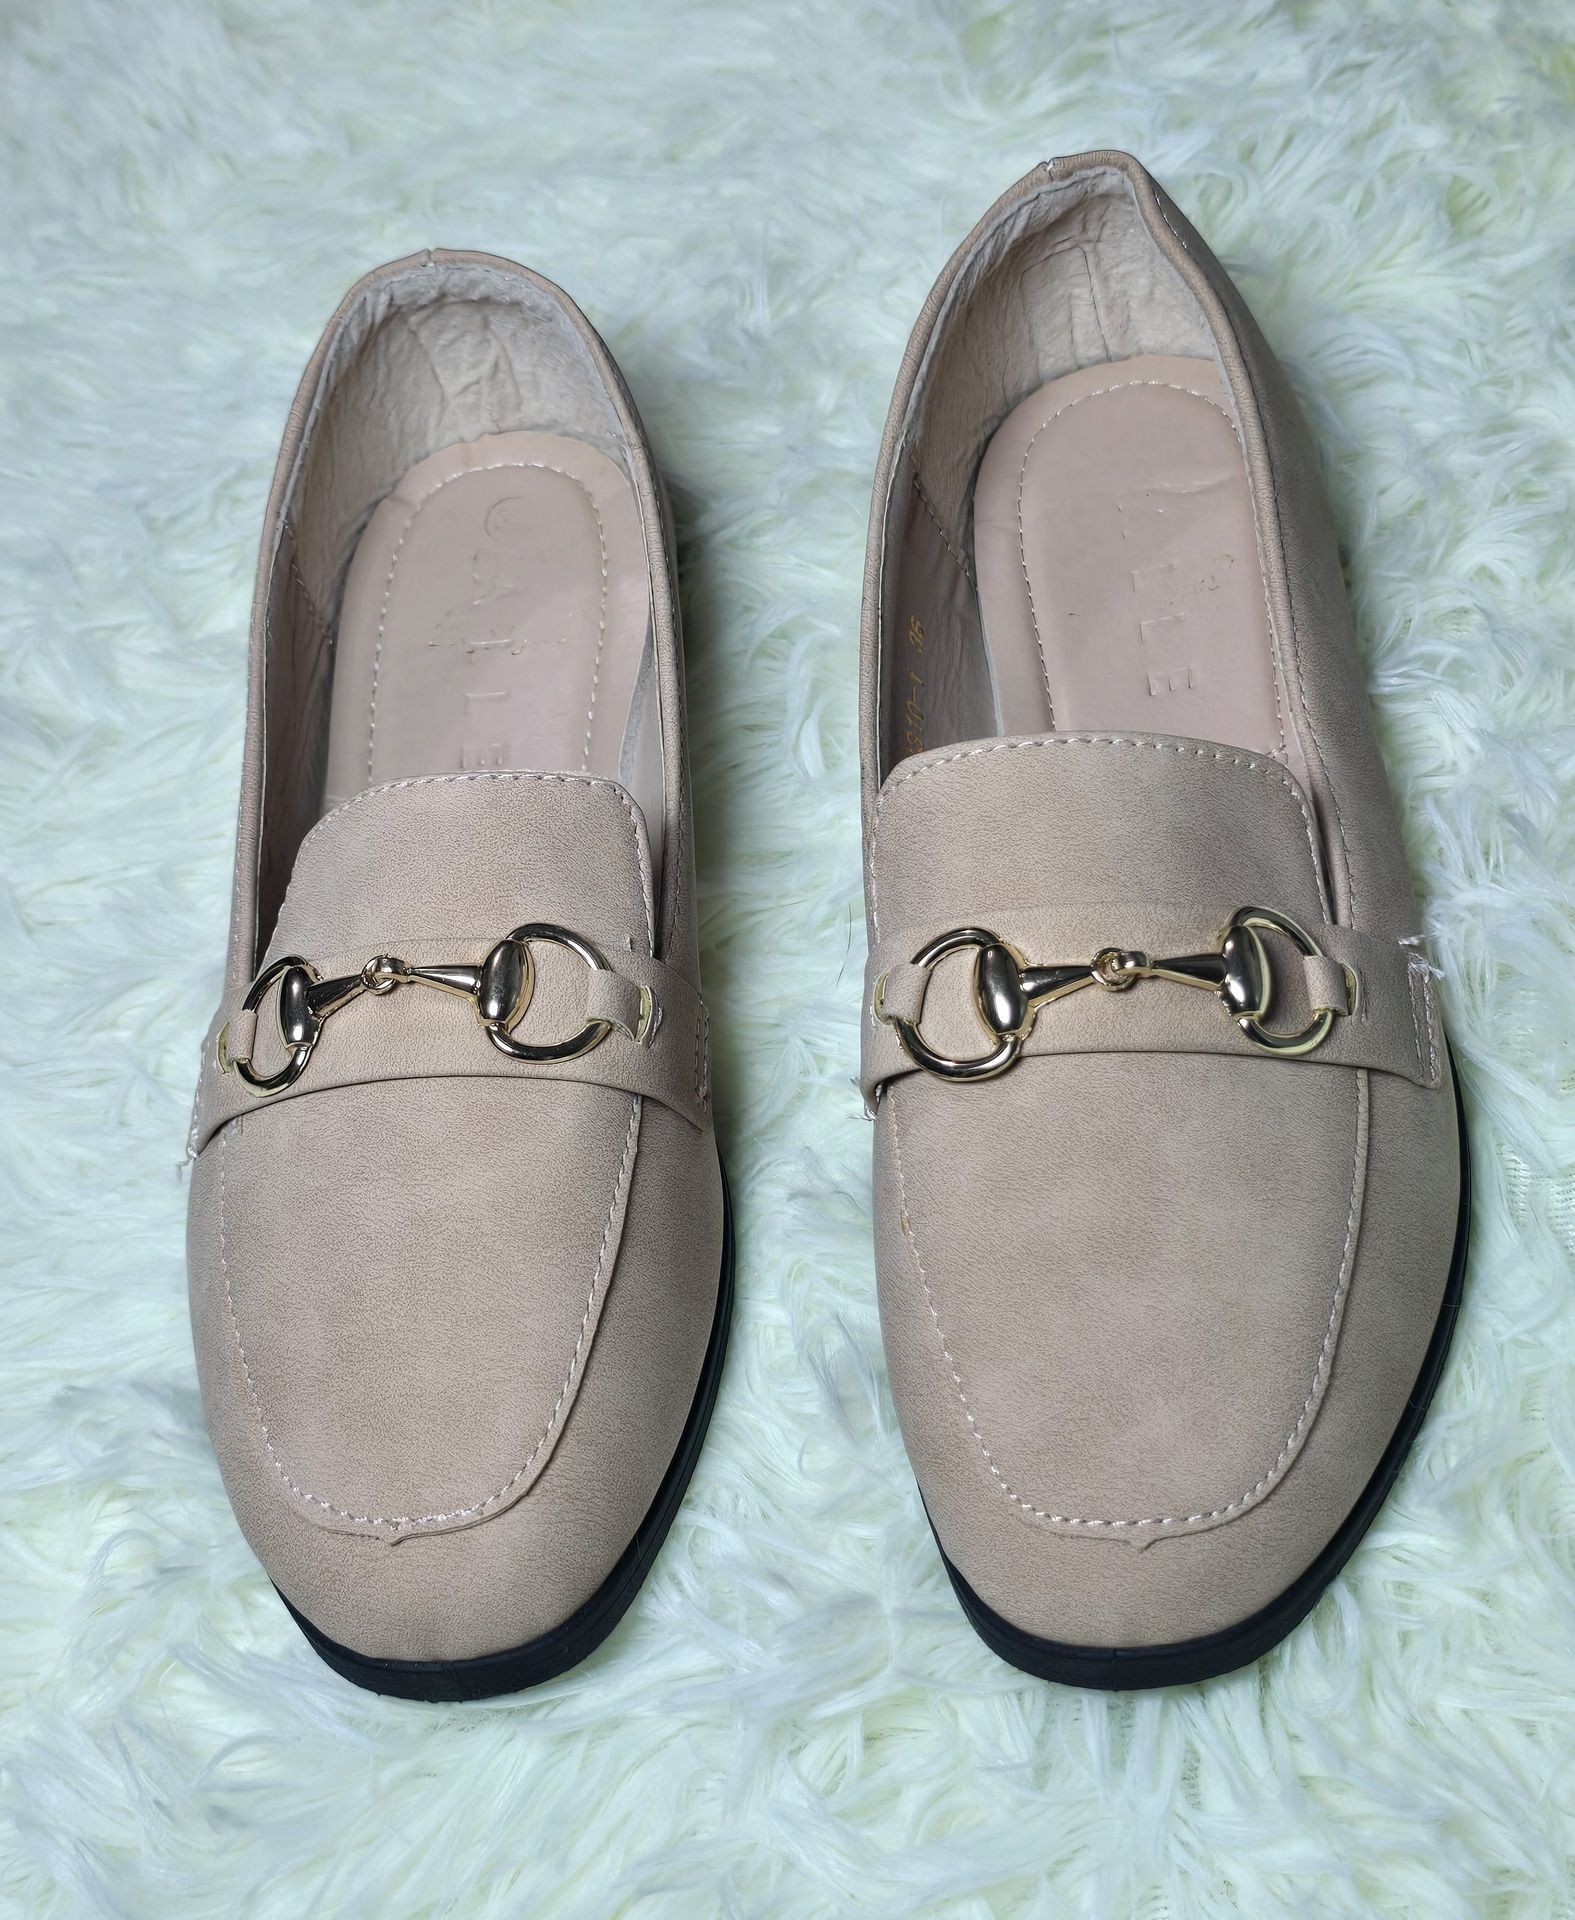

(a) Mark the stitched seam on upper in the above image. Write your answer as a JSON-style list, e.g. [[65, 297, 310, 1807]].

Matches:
[[364, 457, 609, 788], [1143, 187, 1303, 780], [278, 770, 655, 955], [1409, 960, 1425, 1078], [1244, 376, 1360, 920], [287, 548, 332, 655], [578, 477, 612, 769], [649, 468, 687, 963], [220, 1098, 641, 1532], [1260, 469, 1359, 921], [1408, 958, 1440, 1085], [869, 734, 1328, 938], [1011, 379, 1282, 752], [1153, 186, 1359, 919], [693, 1000, 710, 1108], [912, 472, 976, 585], [241, 546, 282, 984], [187, 1034, 208, 1160], [890, 1072, 1367, 1531]]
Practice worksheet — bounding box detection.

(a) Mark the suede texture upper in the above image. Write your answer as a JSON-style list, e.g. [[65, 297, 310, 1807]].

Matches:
[[186, 252, 722, 1663], [859, 153, 1461, 1650]]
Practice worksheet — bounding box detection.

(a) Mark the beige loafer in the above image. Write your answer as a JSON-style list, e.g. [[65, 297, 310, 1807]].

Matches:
[[859, 153, 1468, 1687], [186, 252, 730, 1699]]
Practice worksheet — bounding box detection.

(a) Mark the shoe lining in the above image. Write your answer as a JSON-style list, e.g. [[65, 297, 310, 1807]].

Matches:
[[876, 171, 1291, 778]]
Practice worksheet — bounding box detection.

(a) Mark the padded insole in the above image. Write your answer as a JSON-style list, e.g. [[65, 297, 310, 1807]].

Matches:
[[973, 353, 1279, 751], [324, 429, 659, 861]]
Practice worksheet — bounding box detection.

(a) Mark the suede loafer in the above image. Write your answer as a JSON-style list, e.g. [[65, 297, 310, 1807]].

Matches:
[[187, 251, 730, 1699], [859, 153, 1467, 1687]]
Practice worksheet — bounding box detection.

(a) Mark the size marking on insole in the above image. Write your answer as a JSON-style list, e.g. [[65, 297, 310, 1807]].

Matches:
[[461, 688, 510, 771], [1122, 497, 1243, 703]]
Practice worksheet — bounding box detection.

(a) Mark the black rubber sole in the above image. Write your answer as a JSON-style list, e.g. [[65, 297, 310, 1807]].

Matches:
[[935, 1067, 1472, 1690], [280, 1169, 735, 1702]]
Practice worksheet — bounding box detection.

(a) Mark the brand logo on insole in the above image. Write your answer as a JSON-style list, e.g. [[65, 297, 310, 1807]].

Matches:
[[430, 495, 572, 657], [461, 689, 509, 770]]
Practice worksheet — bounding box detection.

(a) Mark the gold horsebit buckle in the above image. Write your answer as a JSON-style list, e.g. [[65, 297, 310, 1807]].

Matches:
[[217, 922, 651, 1097], [874, 905, 1355, 1084]]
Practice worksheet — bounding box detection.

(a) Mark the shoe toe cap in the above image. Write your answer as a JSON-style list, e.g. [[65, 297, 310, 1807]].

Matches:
[[189, 1075, 721, 1666], [876, 1053, 1460, 1655]]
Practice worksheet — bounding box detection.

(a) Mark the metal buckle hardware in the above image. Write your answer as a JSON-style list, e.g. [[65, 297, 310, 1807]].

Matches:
[[217, 923, 651, 1098], [873, 905, 1354, 1084]]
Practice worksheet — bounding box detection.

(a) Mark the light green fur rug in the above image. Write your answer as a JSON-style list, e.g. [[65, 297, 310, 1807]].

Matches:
[[1, 1, 1571, 1914]]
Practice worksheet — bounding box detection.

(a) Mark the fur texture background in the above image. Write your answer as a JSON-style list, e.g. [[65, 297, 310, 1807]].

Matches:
[[2, 1, 1572, 1914]]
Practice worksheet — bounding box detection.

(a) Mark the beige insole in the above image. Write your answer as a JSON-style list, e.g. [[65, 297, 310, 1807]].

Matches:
[[324, 429, 660, 863], [973, 353, 1279, 751]]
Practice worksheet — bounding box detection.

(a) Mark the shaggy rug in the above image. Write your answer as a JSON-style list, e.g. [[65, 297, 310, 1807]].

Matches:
[[2, 0, 1572, 1914]]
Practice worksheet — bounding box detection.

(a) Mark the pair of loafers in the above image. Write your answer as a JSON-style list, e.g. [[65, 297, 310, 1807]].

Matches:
[[186, 150, 1467, 1701]]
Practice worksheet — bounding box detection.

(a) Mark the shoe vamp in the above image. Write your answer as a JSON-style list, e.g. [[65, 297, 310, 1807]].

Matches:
[[880, 1050, 1365, 1538], [204, 1074, 641, 1539]]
